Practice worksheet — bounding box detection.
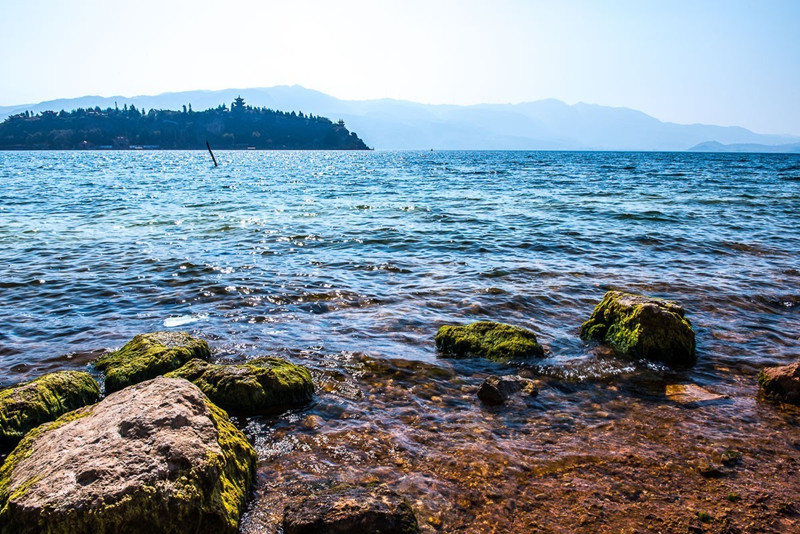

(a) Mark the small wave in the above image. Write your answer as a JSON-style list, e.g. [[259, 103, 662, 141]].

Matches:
[[750, 294, 800, 310], [716, 240, 778, 255], [352, 263, 412, 273], [530, 358, 653, 383], [479, 268, 511, 279], [612, 211, 676, 223], [260, 290, 384, 314]]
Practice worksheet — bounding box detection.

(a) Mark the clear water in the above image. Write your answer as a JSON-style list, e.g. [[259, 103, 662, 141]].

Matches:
[[2, 150, 798, 380]]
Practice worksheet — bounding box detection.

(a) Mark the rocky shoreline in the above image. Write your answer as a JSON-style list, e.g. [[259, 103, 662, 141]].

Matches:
[[1, 291, 798, 533]]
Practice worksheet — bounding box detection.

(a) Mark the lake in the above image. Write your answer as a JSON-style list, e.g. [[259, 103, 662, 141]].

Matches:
[[1, 150, 799, 532]]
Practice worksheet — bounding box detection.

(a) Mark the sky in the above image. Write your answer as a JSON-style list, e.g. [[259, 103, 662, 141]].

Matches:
[[1, 0, 799, 135]]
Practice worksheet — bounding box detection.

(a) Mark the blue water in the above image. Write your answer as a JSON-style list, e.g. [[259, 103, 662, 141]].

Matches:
[[1, 150, 799, 383]]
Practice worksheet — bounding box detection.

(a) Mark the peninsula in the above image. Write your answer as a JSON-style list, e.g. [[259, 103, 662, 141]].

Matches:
[[0, 96, 370, 150]]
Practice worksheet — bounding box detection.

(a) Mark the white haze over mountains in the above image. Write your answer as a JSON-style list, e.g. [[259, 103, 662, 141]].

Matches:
[[1, 85, 798, 152]]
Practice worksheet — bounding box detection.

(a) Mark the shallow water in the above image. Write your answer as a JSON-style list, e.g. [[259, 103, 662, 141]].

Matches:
[[1, 150, 799, 532]]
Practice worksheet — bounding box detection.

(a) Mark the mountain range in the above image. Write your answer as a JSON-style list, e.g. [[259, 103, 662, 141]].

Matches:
[[2, 86, 798, 152]]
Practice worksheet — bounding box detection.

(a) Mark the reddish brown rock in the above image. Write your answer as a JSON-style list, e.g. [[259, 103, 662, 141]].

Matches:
[[758, 362, 800, 405], [283, 485, 420, 534], [477, 375, 538, 405], [0, 376, 256, 534]]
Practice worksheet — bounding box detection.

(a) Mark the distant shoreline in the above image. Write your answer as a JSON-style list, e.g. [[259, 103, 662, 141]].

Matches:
[[0, 147, 373, 151], [2, 148, 798, 154], [0, 98, 371, 151]]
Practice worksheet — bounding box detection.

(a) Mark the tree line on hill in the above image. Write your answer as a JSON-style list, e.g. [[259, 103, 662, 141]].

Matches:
[[0, 96, 370, 150]]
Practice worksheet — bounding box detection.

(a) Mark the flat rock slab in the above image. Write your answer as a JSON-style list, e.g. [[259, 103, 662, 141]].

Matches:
[[0, 370, 99, 453], [580, 291, 696, 366], [94, 331, 211, 393], [283, 485, 420, 534], [166, 357, 314, 414], [665, 384, 729, 406], [435, 321, 545, 363], [0, 376, 256, 534]]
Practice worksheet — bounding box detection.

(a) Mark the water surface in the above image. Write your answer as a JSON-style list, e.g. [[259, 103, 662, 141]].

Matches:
[[1, 150, 798, 532]]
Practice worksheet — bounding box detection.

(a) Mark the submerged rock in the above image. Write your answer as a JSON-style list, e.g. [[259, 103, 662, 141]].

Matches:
[[695, 460, 725, 479], [94, 331, 210, 393], [580, 291, 696, 366], [435, 321, 545, 363], [283, 485, 420, 534], [758, 362, 800, 405], [478, 375, 539, 405], [166, 357, 314, 413], [0, 376, 256, 534], [665, 384, 728, 407], [0, 370, 100, 453]]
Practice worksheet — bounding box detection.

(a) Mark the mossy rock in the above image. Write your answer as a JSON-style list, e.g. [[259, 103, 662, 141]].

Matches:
[[94, 331, 210, 393], [166, 357, 314, 414], [0, 371, 100, 453], [0, 376, 256, 534], [435, 321, 545, 363], [580, 291, 696, 366]]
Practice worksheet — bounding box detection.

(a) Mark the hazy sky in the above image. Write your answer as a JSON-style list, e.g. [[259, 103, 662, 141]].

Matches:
[[1, 0, 798, 134]]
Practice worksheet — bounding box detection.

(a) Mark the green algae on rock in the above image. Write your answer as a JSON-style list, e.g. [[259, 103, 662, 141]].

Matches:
[[94, 331, 211, 393], [435, 321, 545, 363], [166, 357, 314, 414], [0, 376, 256, 534], [0, 371, 100, 453], [758, 362, 800, 405], [580, 291, 696, 366]]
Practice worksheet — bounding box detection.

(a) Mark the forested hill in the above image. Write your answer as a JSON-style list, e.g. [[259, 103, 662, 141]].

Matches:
[[0, 97, 370, 150]]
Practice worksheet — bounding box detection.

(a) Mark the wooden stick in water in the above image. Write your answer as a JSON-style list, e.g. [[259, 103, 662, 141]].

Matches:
[[206, 140, 218, 167]]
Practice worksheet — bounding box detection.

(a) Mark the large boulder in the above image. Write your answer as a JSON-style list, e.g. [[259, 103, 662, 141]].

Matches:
[[166, 357, 314, 414], [758, 362, 800, 405], [580, 291, 696, 366], [477, 375, 538, 405], [435, 321, 545, 363], [283, 485, 420, 534], [0, 376, 256, 534], [0, 370, 100, 453], [94, 331, 210, 393]]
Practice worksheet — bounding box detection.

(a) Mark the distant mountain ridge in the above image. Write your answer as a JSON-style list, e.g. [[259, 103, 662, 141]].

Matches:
[[688, 141, 800, 154], [2, 86, 798, 151]]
